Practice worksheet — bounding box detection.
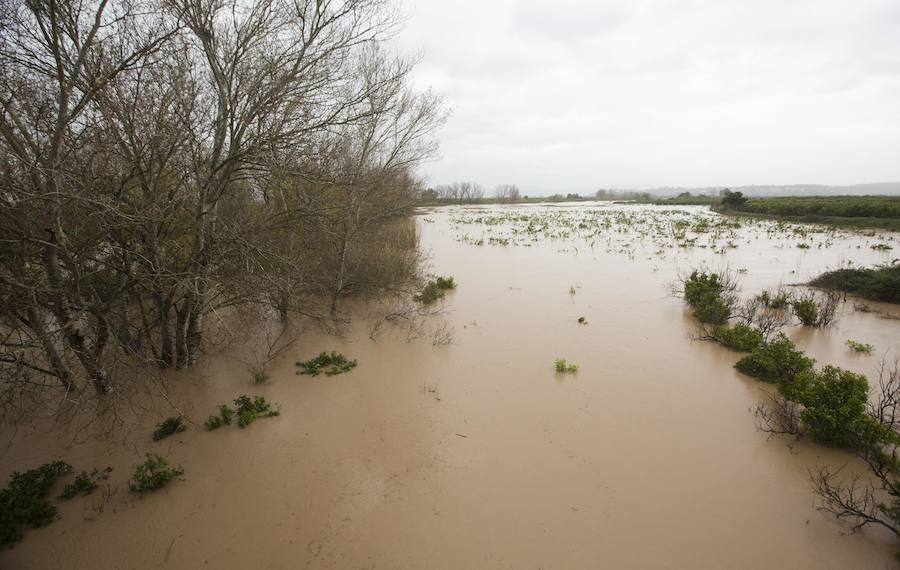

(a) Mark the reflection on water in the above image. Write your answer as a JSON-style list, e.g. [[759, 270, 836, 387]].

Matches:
[[2, 203, 899, 569]]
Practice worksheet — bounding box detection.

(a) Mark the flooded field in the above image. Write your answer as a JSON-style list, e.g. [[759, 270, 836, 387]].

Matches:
[[3, 203, 900, 569]]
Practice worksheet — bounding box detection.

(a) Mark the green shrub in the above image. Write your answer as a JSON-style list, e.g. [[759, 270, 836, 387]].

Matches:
[[205, 404, 234, 431], [204, 415, 224, 430], [128, 454, 183, 493], [792, 297, 819, 326], [713, 324, 764, 352], [693, 293, 731, 325], [554, 358, 579, 373], [683, 271, 724, 307], [810, 265, 900, 304], [846, 340, 875, 354], [414, 276, 457, 304], [58, 467, 112, 500], [757, 289, 790, 309], [152, 416, 186, 441], [0, 460, 72, 549], [251, 370, 270, 384], [296, 352, 357, 377], [734, 334, 815, 384], [789, 366, 870, 447], [233, 395, 279, 429], [434, 276, 456, 290]]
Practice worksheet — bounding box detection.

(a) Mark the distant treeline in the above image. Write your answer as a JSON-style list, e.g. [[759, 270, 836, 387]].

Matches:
[[711, 195, 900, 230]]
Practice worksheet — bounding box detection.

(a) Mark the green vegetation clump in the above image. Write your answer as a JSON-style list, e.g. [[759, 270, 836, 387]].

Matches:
[[128, 454, 183, 493], [251, 370, 271, 384], [810, 265, 900, 304], [729, 195, 900, 219], [757, 289, 790, 309], [233, 395, 280, 429], [683, 271, 725, 306], [683, 271, 732, 325], [577, 316, 587, 324], [414, 276, 457, 304], [0, 460, 72, 549], [846, 340, 875, 354], [792, 297, 819, 326], [152, 416, 187, 441], [734, 334, 815, 384], [205, 404, 235, 431], [713, 324, 764, 352], [58, 467, 112, 500], [554, 358, 579, 373], [296, 352, 357, 377], [787, 366, 871, 447]]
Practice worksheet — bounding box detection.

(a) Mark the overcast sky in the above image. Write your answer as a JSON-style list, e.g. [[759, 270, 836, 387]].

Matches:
[[395, 0, 900, 195]]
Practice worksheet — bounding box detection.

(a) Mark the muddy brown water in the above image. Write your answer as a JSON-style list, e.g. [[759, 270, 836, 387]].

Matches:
[[2, 203, 900, 569]]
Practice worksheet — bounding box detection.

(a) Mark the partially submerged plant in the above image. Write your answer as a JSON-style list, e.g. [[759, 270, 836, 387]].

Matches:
[[128, 454, 183, 493], [296, 352, 357, 377], [734, 334, 815, 384], [233, 395, 280, 429], [58, 467, 113, 500], [205, 404, 235, 431], [577, 316, 587, 324], [152, 416, 187, 441], [414, 276, 457, 304], [554, 358, 579, 373], [713, 324, 764, 352], [251, 370, 271, 384], [846, 340, 875, 354], [0, 460, 72, 549]]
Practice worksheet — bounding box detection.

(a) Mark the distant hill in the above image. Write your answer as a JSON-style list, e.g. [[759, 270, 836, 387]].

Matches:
[[639, 182, 900, 198]]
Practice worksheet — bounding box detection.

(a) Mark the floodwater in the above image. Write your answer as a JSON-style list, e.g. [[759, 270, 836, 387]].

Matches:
[[3, 203, 900, 569]]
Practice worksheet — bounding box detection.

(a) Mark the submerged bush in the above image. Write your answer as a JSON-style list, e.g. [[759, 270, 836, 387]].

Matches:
[[296, 352, 357, 377], [757, 289, 790, 310], [233, 395, 280, 429], [251, 370, 271, 384], [682, 271, 733, 325], [788, 366, 871, 447], [713, 324, 764, 352], [734, 334, 815, 384], [414, 276, 457, 304], [809, 264, 900, 304], [683, 271, 725, 307], [792, 297, 819, 326], [152, 416, 187, 441], [554, 358, 579, 373], [58, 467, 113, 500], [205, 404, 235, 431], [128, 454, 184, 493], [693, 295, 731, 325], [846, 340, 875, 354], [0, 460, 72, 549]]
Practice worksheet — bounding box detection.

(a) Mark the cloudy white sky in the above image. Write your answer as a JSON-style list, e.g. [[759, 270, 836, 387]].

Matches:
[[395, 0, 900, 195]]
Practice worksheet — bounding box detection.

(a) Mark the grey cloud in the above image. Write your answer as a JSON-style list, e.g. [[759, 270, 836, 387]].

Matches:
[[397, 0, 900, 194]]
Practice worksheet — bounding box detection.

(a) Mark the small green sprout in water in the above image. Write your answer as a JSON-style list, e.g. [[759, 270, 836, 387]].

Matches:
[[128, 454, 183, 493], [296, 351, 357, 377], [554, 358, 579, 373], [846, 340, 875, 354], [151, 416, 186, 441], [577, 316, 587, 324], [58, 467, 112, 500], [569, 285, 577, 295]]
